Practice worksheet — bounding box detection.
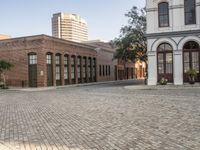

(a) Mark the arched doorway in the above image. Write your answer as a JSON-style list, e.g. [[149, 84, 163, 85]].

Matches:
[[157, 43, 173, 82], [183, 41, 200, 82]]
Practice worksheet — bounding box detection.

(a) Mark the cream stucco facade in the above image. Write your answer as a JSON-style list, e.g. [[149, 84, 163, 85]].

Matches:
[[146, 0, 200, 85]]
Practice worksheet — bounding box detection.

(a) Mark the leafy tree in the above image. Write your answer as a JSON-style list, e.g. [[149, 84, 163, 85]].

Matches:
[[113, 6, 147, 77], [0, 60, 14, 88]]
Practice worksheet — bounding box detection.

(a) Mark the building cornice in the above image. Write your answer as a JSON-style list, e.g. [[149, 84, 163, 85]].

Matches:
[[146, 30, 200, 39]]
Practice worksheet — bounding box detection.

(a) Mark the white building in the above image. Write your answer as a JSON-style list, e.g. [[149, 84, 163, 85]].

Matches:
[[52, 13, 88, 42], [146, 0, 200, 85]]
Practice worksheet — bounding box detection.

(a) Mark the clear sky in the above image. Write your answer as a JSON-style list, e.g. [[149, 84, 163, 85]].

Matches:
[[0, 0, 145, 41]]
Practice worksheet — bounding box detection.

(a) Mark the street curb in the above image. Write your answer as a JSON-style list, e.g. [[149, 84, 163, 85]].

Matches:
[[7, 79, 144, 92], [124, 84, 200, 90]]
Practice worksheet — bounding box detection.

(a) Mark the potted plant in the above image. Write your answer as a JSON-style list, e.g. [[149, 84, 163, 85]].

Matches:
[[159, 77, 168, 85], [186, 69, 197, 84]]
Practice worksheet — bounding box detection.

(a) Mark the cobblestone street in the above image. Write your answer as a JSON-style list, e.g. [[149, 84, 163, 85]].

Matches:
[[0, 80, 200, 150]]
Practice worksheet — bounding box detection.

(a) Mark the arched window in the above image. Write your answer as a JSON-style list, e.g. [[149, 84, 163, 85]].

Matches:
[[46, 52, 53, 86], [82, 57, 86, 83], [158, 2, 169, 27], [183, 41, 200, 82], [93, 58, 96, 81], [64, 54, 69, 85], [55, 53, 61, 85], [71, 55, 76, 84], [157, 43, 173, 82], [184, 0, 196, 25], [28, 53, 37, 87], [77, 56, 81, 83], [88, 57, 92, 82]]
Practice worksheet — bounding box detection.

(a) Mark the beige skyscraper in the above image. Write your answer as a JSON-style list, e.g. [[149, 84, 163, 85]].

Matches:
[[52, 12, 88, 42]]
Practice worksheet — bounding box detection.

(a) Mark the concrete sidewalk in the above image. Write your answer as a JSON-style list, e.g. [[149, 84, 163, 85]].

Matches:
[[125, 83, 200, 90]]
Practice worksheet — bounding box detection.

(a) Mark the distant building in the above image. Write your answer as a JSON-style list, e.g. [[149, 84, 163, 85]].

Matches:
[[52, 13, 88, 42], [84, 40, 146, 80], [146, 0, 200, 85], [0, 34, 11, 40]]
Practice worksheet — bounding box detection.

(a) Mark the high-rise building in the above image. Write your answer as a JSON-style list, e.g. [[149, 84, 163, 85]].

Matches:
[[52, 13, 88, 42]]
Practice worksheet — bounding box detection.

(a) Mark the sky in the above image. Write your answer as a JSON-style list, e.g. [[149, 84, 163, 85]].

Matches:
[[0, 0, 145, 41]]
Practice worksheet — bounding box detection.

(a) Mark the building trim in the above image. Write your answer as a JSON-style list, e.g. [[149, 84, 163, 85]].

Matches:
[[146, 30, 200, 39]]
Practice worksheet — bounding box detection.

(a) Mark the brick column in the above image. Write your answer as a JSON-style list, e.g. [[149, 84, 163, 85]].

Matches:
[[37, 52, 46, 87]]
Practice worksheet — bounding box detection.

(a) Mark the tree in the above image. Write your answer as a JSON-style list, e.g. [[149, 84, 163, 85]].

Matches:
[[113, 6, 147, 77], [0, 60, 14, 88]]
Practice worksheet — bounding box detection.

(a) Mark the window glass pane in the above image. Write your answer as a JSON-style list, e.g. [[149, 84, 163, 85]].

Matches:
[[78, 57, 81, 65], [158, 53, 164, 63], [184, 52, 190, 73], [71, 66, 75, 79], [158, 53, 164, 74], [47, 54, 52, 64], [29, 54, 37, 64], [158, 64, 164, 74], [166, 53, 173, 73], [78, 67, 81, 78], [185, 0, 196, 24], [184, 52, 189, 62], [184, 41, 199, 49], [184, 63, 190, 73], [192, 52, 199, 73], [56, 66, 60, 80], [71, 57, 75, 65], [64, 66, 68, 79], [64, 55, 68, 65], [56, 55, 60, 65], [158, 2, 169, 27]]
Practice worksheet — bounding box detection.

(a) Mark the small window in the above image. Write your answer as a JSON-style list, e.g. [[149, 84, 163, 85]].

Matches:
[[158, 2, 169, 27]]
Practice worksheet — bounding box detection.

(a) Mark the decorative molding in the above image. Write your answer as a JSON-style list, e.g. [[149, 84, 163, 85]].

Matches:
[[146, 30, 200, 39], [147, 51, 156, 56], [173, 50, 182, 55]]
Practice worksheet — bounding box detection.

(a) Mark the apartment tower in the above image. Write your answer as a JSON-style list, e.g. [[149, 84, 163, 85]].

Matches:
[[52, 13, 88, 42]]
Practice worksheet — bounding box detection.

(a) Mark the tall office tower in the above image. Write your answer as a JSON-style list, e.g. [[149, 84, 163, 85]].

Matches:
[[52, 13, 88, 42]]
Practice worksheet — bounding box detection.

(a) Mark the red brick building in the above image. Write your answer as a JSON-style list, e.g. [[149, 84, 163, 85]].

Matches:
[[0, 35, 117, 87]]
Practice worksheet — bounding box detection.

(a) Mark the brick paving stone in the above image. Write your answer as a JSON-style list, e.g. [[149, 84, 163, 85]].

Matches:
[[0, 81, 200, 149]]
